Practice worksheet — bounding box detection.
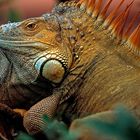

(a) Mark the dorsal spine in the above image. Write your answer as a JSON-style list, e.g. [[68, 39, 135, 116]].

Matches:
[[74, 0, 140, 56]]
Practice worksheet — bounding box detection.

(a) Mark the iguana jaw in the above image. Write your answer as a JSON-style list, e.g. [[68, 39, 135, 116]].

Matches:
[[0, 39, 41, 47], [0, 28, 43, 50]]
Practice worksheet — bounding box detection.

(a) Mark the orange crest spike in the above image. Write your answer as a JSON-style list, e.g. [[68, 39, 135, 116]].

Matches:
[[104, 0, 125, 26], [88, 0, 96, 7], [92, 0, 103, 18], [124, 12, 140, 38], [100, 0, 113, 18], [109, 10, 126, 32], [118, 6, 130, 38], [86, 0, 96, 15], [129, 23, 140, 50], [111, 1, 133, 36]]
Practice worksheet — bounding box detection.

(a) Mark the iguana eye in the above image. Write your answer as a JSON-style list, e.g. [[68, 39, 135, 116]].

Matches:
[[25, 22, 37, 30]]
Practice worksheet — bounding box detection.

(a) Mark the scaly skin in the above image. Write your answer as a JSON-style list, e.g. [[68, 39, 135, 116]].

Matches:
[[0, 0, 140, 136], [0, 16, 72, 109]]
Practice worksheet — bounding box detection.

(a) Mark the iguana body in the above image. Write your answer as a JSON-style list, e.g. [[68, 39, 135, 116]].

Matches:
[[0, 0, 140, 136]]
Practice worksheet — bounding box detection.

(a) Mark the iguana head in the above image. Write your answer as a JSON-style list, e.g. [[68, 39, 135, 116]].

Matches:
[[0, 15, 73, 84], [0, 13, 75, 107]]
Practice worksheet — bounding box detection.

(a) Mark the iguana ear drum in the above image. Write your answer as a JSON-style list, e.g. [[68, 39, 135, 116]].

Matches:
[[35, 57, 65, 84]]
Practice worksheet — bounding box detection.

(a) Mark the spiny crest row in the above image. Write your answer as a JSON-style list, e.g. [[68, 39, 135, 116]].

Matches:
[[61, 0, 140, 54], [77, 0, 140, 50]]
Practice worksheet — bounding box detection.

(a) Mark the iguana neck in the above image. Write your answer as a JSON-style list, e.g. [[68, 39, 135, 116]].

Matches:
[[55, 8, 140, 120], [56, 32, 140, 122], [58, 10, 140, 94]]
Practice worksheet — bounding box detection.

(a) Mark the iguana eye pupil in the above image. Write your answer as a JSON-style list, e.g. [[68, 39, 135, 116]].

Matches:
[[26, 23, 37, 30]]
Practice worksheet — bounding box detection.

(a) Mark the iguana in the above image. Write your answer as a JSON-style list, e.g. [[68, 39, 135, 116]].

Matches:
[[0, 0, 140, 138]]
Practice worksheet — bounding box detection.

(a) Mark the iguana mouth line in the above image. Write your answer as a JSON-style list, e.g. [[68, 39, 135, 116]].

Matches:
[[0, 39, 42, 47]]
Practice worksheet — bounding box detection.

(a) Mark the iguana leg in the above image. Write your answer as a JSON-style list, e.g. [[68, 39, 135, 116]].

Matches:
[[23, 93, 62, 135]]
